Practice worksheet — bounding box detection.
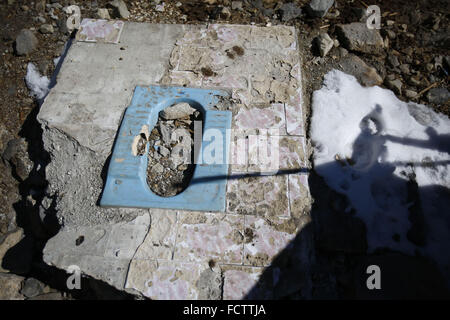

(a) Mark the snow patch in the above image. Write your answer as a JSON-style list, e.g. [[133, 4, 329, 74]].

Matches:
[[25, 63, 50, 100], [311, 70, 450, 283]]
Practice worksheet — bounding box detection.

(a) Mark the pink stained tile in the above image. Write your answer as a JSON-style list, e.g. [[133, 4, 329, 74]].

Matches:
[[173, 212, 244, 264], [234, 104, 286, 134], [126, 260, 203, 300], [226, 174, 289, 217], [285, 90, 304, 136], [244, 216, 296, 267], [222, 268, 262, 300], [288, 173, 312, 219], [76, 19, 124, 44]]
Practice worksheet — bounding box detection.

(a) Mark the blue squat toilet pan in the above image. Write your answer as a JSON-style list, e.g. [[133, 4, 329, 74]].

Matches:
[[100, 85, 232, 212]]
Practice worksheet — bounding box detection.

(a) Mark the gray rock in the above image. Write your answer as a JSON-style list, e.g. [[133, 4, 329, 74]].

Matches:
[[2, 138, 33, 181], [339, 54, 383, 87], [404, 89, 418, 99], [336, 22, 385, 55], [15, 29, 38, 56], [96, 8, 111, 20], [159, 123, 172, 145], [386, 29, 396, 40], [220, 7, 231, 19], [151, 163, 164, 175], [109, 0, 130, 19], [159, 102, 196, 120], [158, 145, 170, 157], [427, 87, 450, 105], [338, 47, 348, 57], [386, 78, 403, 95], [408, 76, 422, 87], [280, 3, 302, 22], [39, 24, 54, 34], [387, 54, 400, 68], [0, 273, 25, 300], [307, 0, 334, 18], [399, 64, 411, 75], [20, 278, 46, 298], [315, 33, 334, 57], [231, 1, 243, 10], [35, 0, 46, 13]]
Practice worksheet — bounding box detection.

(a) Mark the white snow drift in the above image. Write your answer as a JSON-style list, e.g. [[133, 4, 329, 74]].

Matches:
[[25, 63, 50, 100], [311, 70, 450, 283]]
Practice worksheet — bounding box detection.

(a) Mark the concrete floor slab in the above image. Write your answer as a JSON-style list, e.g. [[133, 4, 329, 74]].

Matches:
[[38, 21, 311, 299], [173, 212, 244, 264]]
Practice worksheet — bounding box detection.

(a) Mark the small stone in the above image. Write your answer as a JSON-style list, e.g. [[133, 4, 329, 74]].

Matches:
[[387, 54, 400, 68], [386, 74, 396, 81], [280, 2, 302, 22], [408, 76, 422, 87], [155, 3, 165, 12], [35, 0, 46, 13], [39, 24, 54, 34], [20, 278, 46, 298], [21, 5, 29, 11], [339, 54, 383, 87], [307, 0, 334, 18], [386, 30, 396, 39], [425, 63, 434, 72], [15, 29, 38, 56], [160, 103, 196, 120], [96, 8, 110, 19], [231, 1, 243, 10], [109, 0, 130, 19], [399, 64, 410, 75], [404, 89, 418, 99], [220, 7, 231, 19], [158, 145, 170, 157], [386, 78, 403, 95], [2, 138, 33, 183], [151, 163, 164, 175], [37, 16, 46, 23], [338, 47, 348, 57], [426, 88, 450, 105], [0, 273, 25, 300], [159, 123, 172, 145], [315, 33, 334, 57], [336, 22, 385, 55]]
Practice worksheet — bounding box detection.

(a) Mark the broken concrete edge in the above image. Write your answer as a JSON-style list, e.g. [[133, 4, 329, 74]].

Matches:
[[36, 22, 312, 299]]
